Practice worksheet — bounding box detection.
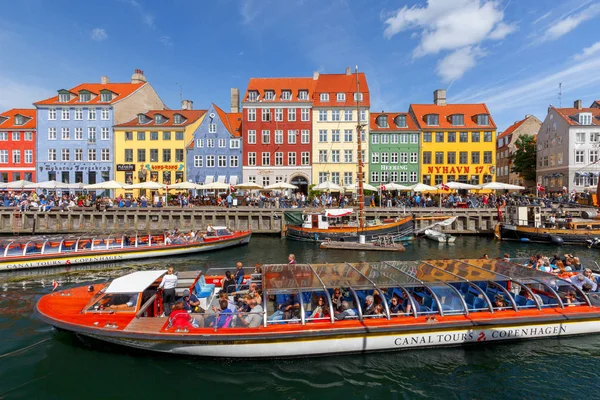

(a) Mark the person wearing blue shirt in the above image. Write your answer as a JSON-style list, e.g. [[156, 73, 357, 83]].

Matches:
[[234, 261, 245, 286], [181, 289, 200, 312]]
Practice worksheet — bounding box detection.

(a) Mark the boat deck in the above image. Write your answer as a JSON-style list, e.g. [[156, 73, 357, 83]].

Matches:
[[124, 316, 168, 332]]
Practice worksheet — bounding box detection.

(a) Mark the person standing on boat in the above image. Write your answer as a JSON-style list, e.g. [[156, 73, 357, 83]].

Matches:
[[234, 262, 245, 289], [159, 266, 178, 316]]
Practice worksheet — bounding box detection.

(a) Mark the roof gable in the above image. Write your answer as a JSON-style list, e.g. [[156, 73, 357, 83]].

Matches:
[[552, 106, 600, 126], [115, 109, 206, 128], [35, 82, 146, 106], [0, 108, 37, 130], [410, 103, 496, 130], [243, 77, 316, 103], [369, 112, 418, 131]]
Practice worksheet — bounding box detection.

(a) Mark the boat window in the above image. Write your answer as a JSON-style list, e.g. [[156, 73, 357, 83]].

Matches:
[[216, 229, 231, 236], [86, 292, 139, 313], [427, 284, 466, 314], [266, 291, 303, 324]]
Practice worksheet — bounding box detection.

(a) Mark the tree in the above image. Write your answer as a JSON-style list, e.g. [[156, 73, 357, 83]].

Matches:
[[509, 134, 536, 182]]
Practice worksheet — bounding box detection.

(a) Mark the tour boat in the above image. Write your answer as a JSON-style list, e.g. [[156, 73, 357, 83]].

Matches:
[[424, 229, 456, 243], [36, 259, 600, 358], [0, 227, 251, 271], [284, 209, 414, 242], [496, 205, 600, 245]]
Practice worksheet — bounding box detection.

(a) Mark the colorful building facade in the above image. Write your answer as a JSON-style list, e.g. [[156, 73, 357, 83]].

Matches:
[[34, 70, 165, 184], [242, 77, 314, 193], [113, 106, 205, 196], [368, 112, 420, 185], [0, 109, 37, 182], [311, 70, 370, 187], [411, 90, 496, 186], [187, 103, 242, 185]]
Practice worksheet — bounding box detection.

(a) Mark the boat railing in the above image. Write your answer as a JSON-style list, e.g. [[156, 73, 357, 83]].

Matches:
[[136, 294, 157, 318], [211, 310, 266, 331]]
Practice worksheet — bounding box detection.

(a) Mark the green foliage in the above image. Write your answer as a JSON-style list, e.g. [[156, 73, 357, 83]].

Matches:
[[509, 134, 537, 182]]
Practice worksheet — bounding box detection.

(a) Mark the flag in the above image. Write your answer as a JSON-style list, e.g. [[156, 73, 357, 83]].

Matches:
[[441, 183, 450, 191], [52, 280, 59, 291], [537, 183, 545, 192], [230, 184, 235, 192], [379, 184, 386, 191]]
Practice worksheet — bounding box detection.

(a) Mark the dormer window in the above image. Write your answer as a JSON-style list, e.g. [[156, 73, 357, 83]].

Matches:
[[376, 115, 388, 128], [173, 114, 184, 124], [58, 92, 71, 102], [100, 92, 112, 102], [353, 93, 363, 102], [138, 114, 150, 124], [320, 93, 329, 102], [298, 90, 308, 100], [579, 112, 593, 125], [337, 93, 346, 102], [477, 114, 489, 125], [281, 90, 292, 101], [154, 114, 166, 124], [425, 114, 439, 126], [264, 90, 275, 101], [450, 114, 464, 126], [394, 115, 407, 127], [14, 115, 26, 125], [79, 92, 91, 102], [248, 91, 259, 101]]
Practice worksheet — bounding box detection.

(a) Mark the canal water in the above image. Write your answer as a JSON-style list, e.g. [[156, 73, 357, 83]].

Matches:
[[1, 236, 600, 399]]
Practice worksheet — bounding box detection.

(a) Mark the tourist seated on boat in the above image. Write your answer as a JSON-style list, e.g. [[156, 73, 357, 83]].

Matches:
[[374, 304, 385, 318], [209, 300, 233, 329], [236, 294, 253, 313], [180, 289, 200, 313], [100, 293, 139, 311], [165, 235, 173, 245], [168, 302, 200, 330], [390, 295, 403, 314], [172, 235, 186, 245], [583, 268, 598, 284], [521, 289, 543, 306], [570, 274, 598, 292], [565, 291, 577, 307], [236, 298, 263, 328], [331, 288, 344, 313], [494, 294, 508, 309], [363, 295, 375, 315], [222, 271, 236, 293], [334, 301, 357, 320], [308, 296, 329, 320], [268, 294, 300, 321]]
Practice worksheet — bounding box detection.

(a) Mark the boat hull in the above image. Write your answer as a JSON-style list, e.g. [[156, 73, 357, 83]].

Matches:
[[286, 216, 414, 243], [424, 229, 456, 243], [0, 233, 251, 271], [498, 224, 600, 245]]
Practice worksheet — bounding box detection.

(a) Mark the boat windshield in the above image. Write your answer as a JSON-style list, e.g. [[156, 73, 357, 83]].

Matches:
[[86, 292, 140, 313]]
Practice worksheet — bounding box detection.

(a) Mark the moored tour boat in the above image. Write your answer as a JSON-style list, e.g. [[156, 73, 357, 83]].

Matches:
[[0, 227, 251, 271], [424, 229, 456, 243], [36, 258, 600, 358]]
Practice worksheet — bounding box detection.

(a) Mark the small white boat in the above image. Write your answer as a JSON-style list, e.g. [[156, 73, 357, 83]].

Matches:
[[424, 229, 456, 243]]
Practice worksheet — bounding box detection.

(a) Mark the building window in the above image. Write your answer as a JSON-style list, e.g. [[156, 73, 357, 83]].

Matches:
[[248, 109, 256, 121], [471, 152, 480, 164], [88, 148, 96, 161], [73, 108, 83, 120], [423, 132, 432, 142], [122, 149, 132, 162], [471, 132, 480, 142], [477, 114, 489, 125], [161, 131, 170, 141], [394, 115, 406, 127], [331, 130, 340, 142], [24, 149, 33, 163], [262, 130, 270, 144], [174, 149, 184, 162], [262, 152, 270, 166], [288, 152, 296, 166], [11, 131, 20, 141], [12, 150, 20, 164], [206, 155, 215, 167], [281, 90, 291, 101], [423, 151, 432, 164], [353, 93, 363, 102], [101, 108, 110, 120], [435, 175, 444, 185], [174, 114, 183, 124], [319, 110, 328, 121], [422, 174, 431, 185], [175, 131, 183, 140], [318, 150, 328, 163], [344, 109, 353, 121], [218, 155, 227, 167], [425, 114, 438, 125], [332, 110, 340, 121], [149, 149, 158, 162], [380, 152, 388, 164], [275, 109, 283, 122], [275, 152, 283, 166], [207, 139, 215, 148], [320, 93, 329, 102], [288, 130, 297, 144], [371, 152, 380, 164], [470, 175, 480, 185], [162, 149, 171, 162], [435, 152, 444, 164], [136, 149, 146, 162], [230, 138, 241, 148], [371, 171, 379, 182], [575, 150, 585, 163], [318, 172, 329, 184], [261, 109, 271, 122], [101, 127, 110, 140], [344, 130, 353, 142], [100, 148, 109, 161], [450, 114, 464, 125], [344, 150, 353, 163], [208, 123, 217, 133], [301, 152, 310, 165], [408, 171, 416, 182], [330, 172, 340, 185], [47, 149, 56, 161], [391, 152, 399, 163], [447, 152, 456, 164], [459, 152, 468, 164], [262, 177, 270, 187], [331, 150, 340, 163], [409, 152, 417, 163], [371, 134, 379, 144], [360, 110, 366, 122], [483, 151, 492, 164], [484, 131, 493, 142], [48, 108, 57, 120], [61, 148, 69, 161], [61, 127, 70, 140], [301, 108, 310, 121], [380, 134, 389, 144], [247, 130, 256, 144], [344, 172, 353, 185], [0, 150, 8, 163], [248, 152, 256, 166], [0, 132, 6, 141], [299, 90, 308, 100], [435, 132, 444, 142], [460, 132, 468, 142], [264, 90, 274, 100], [248, 91, 258, 101], [288, 108, 296, 121], [301, 130, 310, 144], [58, 92, 70, 102], [336, 93, 346, 102], [410, 134, 418, 144], [194, 155, 203, 167], [576, 132, 585, 143], [446, 131, 456, 143], [275, 130, 283, 144], [218, 138, 226, 148], [61, 109, 70, 120]]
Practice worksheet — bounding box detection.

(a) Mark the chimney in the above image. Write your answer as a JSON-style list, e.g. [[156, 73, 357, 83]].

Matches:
[[131, 68, 147, 84], [181, 100, 193, 110], [313, 71, 319, 80], [230, 88, 240, 113], [345, 67, 351, 75], [574, 100, 582, 110], [433, 89, 447, 106], [100, 76, 110, 84]]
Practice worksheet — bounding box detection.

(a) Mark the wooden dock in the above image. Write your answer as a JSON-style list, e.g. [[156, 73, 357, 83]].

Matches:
[[320, 241, 406, 252]]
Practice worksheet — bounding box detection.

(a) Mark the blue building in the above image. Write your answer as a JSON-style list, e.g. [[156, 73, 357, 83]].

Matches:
[[33, 70, 164, 184], [187, 103, 243, 185]]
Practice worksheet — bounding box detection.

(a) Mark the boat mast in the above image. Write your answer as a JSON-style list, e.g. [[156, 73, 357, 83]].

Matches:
[[355, 66, 365, 230]]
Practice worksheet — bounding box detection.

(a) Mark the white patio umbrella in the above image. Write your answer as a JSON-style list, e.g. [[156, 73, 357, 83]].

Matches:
[[405, 183, 438, 192], [198, 182, 231, 190], [25, 180, 65, 189], [264, 182, 298, 190], [379, 182, 410, 191], [83, 180, 129, 190], [64, 182, 86, 189], [126, 181, 166, 190], [0, 182, 7, 189], [436, 181, 479, 190], [344, 182, 378, 191], [4, 179, 34, 189], [312, 181, 343, 191], [235, 182, 264, 190], [167, 181, 199, 190], [476, 182, 525, 190]]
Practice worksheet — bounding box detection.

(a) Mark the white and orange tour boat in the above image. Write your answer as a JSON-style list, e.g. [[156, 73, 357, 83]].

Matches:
[[1, 227, 251, 271], [36, 259, 600, 358]]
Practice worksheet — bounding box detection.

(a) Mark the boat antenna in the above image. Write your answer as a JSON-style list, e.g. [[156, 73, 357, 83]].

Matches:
[[355, 66, 365, 230]]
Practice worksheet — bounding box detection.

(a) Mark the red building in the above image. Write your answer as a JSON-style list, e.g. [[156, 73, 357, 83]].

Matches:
[[0, 109, 36, 182], [242, 77, 316, 193]]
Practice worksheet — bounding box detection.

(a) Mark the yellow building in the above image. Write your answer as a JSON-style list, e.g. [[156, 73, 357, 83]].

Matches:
[[311, 71, 370, 187], [411, 90, 497, 186], [113, 106, 205, 196]]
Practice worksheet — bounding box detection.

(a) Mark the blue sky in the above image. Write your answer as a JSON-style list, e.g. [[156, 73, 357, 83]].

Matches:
[[1, 0, 599, 130]]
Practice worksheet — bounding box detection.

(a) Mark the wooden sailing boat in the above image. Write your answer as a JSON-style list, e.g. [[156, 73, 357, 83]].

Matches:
[[285, 67, 414, 242]]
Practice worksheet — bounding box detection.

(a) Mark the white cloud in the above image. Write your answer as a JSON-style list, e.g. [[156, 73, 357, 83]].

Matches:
[[532, 11, 552, 24], [159, 35, 172, 47], [91, 28, 107, 41], [573, 41, 600, 60], [543, 3, 600, 40], [383, 0, 517, 82]]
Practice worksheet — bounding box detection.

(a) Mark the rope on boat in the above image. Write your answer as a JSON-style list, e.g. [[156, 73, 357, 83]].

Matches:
[[0, 338, 51, 359]]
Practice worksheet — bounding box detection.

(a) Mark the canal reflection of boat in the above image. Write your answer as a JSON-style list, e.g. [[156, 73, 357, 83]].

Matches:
[[0, 227, 251, 271], [496, 205, 600, 246], [36, 258, 600, 358]]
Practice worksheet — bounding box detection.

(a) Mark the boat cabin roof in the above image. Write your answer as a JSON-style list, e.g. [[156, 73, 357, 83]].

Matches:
[[105, 270, 167, 294], [262, 259, 565, 291]]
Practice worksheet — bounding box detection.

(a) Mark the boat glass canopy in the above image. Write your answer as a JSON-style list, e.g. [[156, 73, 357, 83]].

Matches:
[[105, 270, 167, 294]]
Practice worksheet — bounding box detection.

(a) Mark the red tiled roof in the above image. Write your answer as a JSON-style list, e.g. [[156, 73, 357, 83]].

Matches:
[[34, 82, 146, 106], [243, 77, 316, 103], [115, 109, 206, 128], [591, 100, 600, 108], [313, 72, 370, 107], [552, 106, 600, 126], [369, 112, 418, 131], [213, 104, 242, 138], [497, 118, 527, 140], [410, 103, 496, 130], [0, 108, 36, 130]]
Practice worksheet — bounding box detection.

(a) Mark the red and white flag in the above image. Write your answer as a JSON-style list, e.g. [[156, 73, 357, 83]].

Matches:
[[537, 183, 545, 192], [230, 184, 235, 192], [379, 184, 386, 191], [52, 280, 59, 291], [441, 183, 450, 191]]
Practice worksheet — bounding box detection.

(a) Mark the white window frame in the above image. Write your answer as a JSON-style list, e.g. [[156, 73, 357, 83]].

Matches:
[[301, 130, 310, 144], [320, 93, 329, 102], [247, 130, 256, 144], [74, 108, 83, 120], [61, 127, 70, 140], [48, 108, 57, 120], [230, 138, 241, 148], [230, 155, 239, 168], [209, 123, 217, 133], [301, 108, 310, 121], [88, 148, 96, 161], [101, 148, 110, 161], [288, 130, 297, 144], [218, 138, 226, 148], [194, 155, 203, 167], [247, 108, 256, 122], [25, 149, 33, 163], [61, 109, 70, 120], [288, 152, 296, 166], [288, 108, 296, 122], [248, 152, 256, 166], [88, 108, 96, 120], [101, 127, 110, 140], [74, 127, 83, 140], [206, 155, 215, 167], [101, 108, 110, 120]]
